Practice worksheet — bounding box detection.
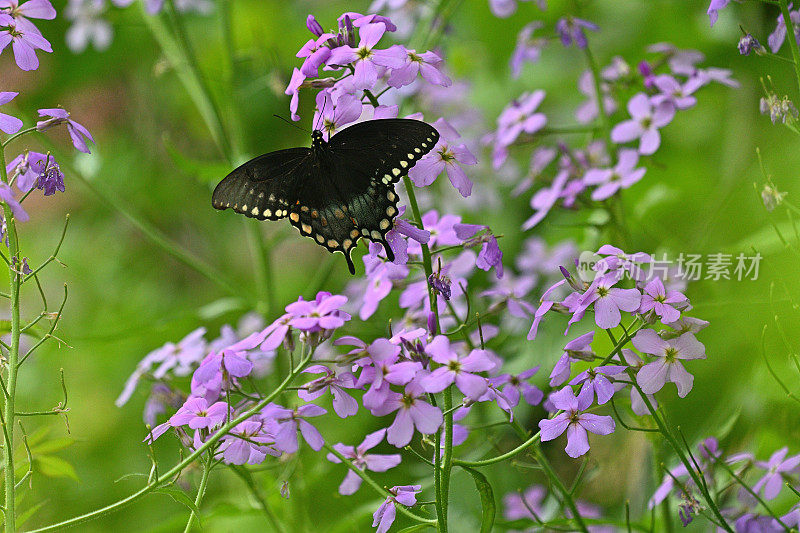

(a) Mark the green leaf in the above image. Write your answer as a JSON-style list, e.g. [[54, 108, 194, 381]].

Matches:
[[17, 501, 45, 528], [31, 437, 75, 455], [461, 466, 496, 533], [154, 485, 200, 515], [35, 455, 78, 481]]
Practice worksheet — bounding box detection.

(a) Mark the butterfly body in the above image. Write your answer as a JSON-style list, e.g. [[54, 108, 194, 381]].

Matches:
[[212, 119, 439, 274]]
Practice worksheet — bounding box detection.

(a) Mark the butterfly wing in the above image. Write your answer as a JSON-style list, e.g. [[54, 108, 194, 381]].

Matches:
[[211, 147, 312, 220], [327, 118, 440, 187]]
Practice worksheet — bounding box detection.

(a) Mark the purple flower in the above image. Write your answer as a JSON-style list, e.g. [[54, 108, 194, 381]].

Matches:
[[510, 22, 546, 78], [372, 485, 421, 533], [503, 485, 545, 520], [284, 68, 305, 121], [409, 210, 461, 253], [0, 92, 22, 134], [577, 273, 642, 330], [490, 367, 543, 407], [593, 245, 652, 281], [455, 223, 503, 278], [570, 365, 626, 405], [538, 386, 615, 458], [738, 34, 762, 56], [479, 272, 536, 318], [297, 34, 332, 77], [555, 17, 599, 49], [621, 349, 658, 415], [0, 0, 56, 28], [421, 336, 493, 399], [652, 75, 702, 110], [371, 378, 443, 447], [327, 23, 406, 90], [193, 349, 253, 385], [521, 169, 568, 230], [355, 338, 421, 410], [268, 403, 327, 453], [0, 182, 28, 222], [583, 149, 646, 201], [168, 396, 228, 429], [611, 93, 675, 155], [327, 428, 401, 495], [284, 291, 351, 333], [707, 0, 730, 26], [385, 205, 430, 265], [550, 331, 595, 386], [633, 330, 705, 397], [5, 150, 50, 192], [35, 156, 64, 195], [489, 0, 544, 18], [388, 49, 451, 88], [0, 17, 52, 70], [638, 277, 686, 323], [494, 91, 547, 153], [356, 243, 409, 319], [768, 6, 800, 53], [37, 108, 95, 154], [408, 118, 476, 197], [116, 328, 207, 406], [576, 70, 616, 124], [220, 420, 280, 465], [298, 364, 358, 418], [312, 90, 362, 140], [753, 447, 800, 500]]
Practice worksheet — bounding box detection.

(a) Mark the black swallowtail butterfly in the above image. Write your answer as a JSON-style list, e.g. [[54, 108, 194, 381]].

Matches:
[[212, 118, 439, 274]]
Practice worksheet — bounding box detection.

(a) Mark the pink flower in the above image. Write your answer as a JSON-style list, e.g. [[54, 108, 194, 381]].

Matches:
[[633, 330, 705, 397], [0, 17, 52, 71], [327, 23, 407, 90], [408, 118, 476, 197], [538, 387, 615, 458], [371, 378, 442, 447], [421, 336, 494, 400], [326, 428, 401, 495], [611, 93, 675, 155], [387, 49, 451, 88]]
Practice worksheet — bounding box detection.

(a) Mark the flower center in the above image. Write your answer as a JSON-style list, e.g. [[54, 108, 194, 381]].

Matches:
[[447, 360, 462, 373], [597, 286, 609, 298], [664, 347, 678, 362], [357, 47, 372, 60]]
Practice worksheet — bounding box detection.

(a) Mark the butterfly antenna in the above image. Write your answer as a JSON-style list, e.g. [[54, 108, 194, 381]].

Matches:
[[272, 114, 310, 133], [314, 96, 328, 133]]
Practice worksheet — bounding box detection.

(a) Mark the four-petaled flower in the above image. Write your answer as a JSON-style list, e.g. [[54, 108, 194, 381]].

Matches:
[[539, 386, 615, 458], [372, 485, 421, 533], [633, 330, 705, 397], [326, 428, 402, 495], [611, 93, 675, 155], [36, 108, 95, 153], [421, 335, 493, 400]]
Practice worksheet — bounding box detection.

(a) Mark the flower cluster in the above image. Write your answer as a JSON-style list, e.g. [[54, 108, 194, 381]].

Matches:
[[488, 20, 737, 229], [0, 0, 55, 71]]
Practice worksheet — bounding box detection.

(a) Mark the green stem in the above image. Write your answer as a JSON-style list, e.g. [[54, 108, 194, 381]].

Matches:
[[0, 126, 38, 149], [231, 466, 288, 533], [0, 145, 21, 533], [778, 0, 800, 95], [183, 458, 212, 533], [29, 350, 314, 532], [439, 386, 453, 532], [583, 46, 612, 153], [533, 447, 589, 533], [452, 430, 542, 467], [323, 443, 436, 526]]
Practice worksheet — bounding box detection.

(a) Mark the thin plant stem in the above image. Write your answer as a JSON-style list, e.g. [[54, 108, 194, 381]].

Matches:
[[532, 447, 589, 533], [182, 457, 212, 533], [323, 443, 437, 526], [0, 146, 21, 533], [230, 466, 288, 533], [29, 349, 314, 532]]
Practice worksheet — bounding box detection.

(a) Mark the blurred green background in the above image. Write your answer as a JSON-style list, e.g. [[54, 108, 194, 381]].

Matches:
[[2, 0, 799, 531]]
